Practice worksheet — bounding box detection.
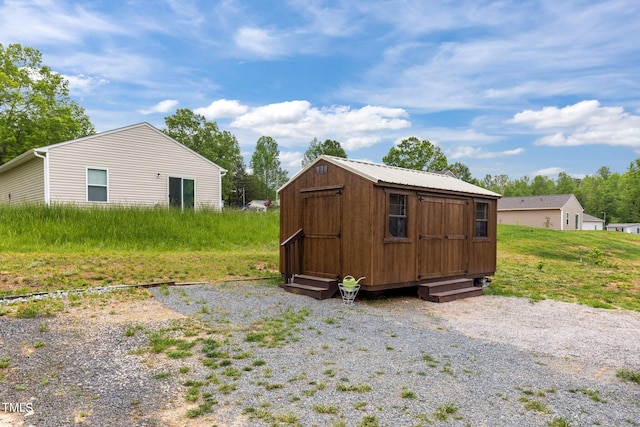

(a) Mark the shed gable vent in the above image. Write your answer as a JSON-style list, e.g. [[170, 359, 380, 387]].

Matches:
[[315, 164, 328, 175]]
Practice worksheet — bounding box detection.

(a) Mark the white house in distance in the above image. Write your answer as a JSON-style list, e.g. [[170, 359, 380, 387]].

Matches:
[[582, 213, 605, 231], [606, 223, 640, 234], [497, 194, 584, 230], [0, 123, 226, 210]]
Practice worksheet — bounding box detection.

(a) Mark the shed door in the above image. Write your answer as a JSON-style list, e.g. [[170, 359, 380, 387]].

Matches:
[[417, 196, 468, 279], [302, 190, 342, 278]]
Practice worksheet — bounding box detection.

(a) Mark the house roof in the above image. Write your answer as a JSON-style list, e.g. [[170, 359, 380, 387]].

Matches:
[[498, 194, 577, 211], [280, 155, 501, 198], [606, 223, 640, 228], [582, 213, 604, 222], [0, 122, 227, 175]]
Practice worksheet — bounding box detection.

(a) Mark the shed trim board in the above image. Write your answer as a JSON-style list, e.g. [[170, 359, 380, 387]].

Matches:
[[0, 123, 227, 209], [279, 156, 500, 293]]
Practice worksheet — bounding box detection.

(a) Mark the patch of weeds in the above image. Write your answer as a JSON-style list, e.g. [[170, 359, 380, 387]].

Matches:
[[15, 300, 64, 318], [547, 418, 572, 427], [179, 366, 190, 374], [166, 350, 193, 359], [252, 359, 266, 367], [233, 351, 252, 360], [353, 401, 367, 410], [0, 306, 10, 316], [38, 322, 49, 333], [400, 387, 416, 399], [569, 387, 605, 403], [336, 383, 372, 393], [324, 317, 337, 325], [222, 367, 242, 379], [158, 284, 170, 296], [422, 353, 439, 367], [185, 397, 216, 419], [185, 387, 200, 402], [0, 357, 11, 369], [124, 324, 143, 337], [257, 381, 284, 391], [324, 369, 336, 377], [218, 383, 237, 394], [244, 306, 311, 348], [33, 341, 45, 348], [433, 404, 460, 421], [616, 369, 640, 384], [518, 396, 550, 414], [313, 403, 340, 414], [357, 415, 380, 427], [153, 372, 171, 380]]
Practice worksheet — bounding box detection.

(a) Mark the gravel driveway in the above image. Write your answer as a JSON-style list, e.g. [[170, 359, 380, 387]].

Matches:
[[1, 282, 639, 426]]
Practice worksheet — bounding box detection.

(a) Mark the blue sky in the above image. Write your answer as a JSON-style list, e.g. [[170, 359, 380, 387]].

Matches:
[[2, 0, 639, 180]]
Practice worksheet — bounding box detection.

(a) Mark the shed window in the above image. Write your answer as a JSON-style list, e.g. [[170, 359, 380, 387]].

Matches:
[[388, 193, 407, 238], [87, 168, 108, 202], [475, 202, 489, 238]]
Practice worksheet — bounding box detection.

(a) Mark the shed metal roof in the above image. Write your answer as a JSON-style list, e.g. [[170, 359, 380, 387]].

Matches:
[[280, 155, 501, 198], [498, 194, 576, 210]]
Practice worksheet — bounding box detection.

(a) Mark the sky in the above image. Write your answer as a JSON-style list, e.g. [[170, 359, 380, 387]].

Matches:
[[1, 0, 639, 180]]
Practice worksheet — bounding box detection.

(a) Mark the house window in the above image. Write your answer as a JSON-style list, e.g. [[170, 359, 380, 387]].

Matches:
[[475, 202, 489, 238], [169, 177, 195, 209], [566, 212, 570, 225], [388, 193, 407, 238], [87, 168, 108, 202]]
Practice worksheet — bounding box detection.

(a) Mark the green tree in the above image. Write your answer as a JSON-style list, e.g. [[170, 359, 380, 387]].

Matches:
[[447, 161, 479, 185], [302, 138, 347, 166], [554, 172, 577, 195], [250, 136, 288, 200], [620, 159, 640, 222], [382, 137, 448, 172], [163, 108, 244, 204], [0, 43, 94, 164]]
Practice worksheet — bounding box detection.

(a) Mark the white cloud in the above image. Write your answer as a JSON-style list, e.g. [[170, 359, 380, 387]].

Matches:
[[234, 27, 287, 59], [64, 73, 109, 94], [229, 101, 411, 149], [532, 167, 564, 177], [279, 151, 303, 171], [195, 99, 249, 119], [508, 100, 640, 148], [449, 146, 525, 160], [139, 100, 180, 115]]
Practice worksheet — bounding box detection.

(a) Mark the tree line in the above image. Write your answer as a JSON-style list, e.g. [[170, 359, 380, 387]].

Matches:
[[2, 43, 639, 220]]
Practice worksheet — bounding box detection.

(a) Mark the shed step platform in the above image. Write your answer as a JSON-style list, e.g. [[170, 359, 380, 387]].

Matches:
[[418, 278, 483, 303], [280, 274, 338, 300]]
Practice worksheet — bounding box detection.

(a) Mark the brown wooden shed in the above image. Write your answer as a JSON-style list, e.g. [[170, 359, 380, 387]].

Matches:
[[279, 156, 501, 302]]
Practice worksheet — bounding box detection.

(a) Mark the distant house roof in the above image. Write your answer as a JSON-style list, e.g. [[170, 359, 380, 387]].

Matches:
[[583, 213, 604, 222], [498, 194, 576, 210], [280, 155, 501, 198], [606, 223, 640, 228]]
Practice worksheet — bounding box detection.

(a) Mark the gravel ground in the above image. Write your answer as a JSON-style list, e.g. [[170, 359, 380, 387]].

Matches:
[[1, 282, 639, 426]]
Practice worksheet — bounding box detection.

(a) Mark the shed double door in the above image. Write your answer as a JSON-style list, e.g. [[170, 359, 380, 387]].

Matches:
[[417, 196, 468, 280], [301, 189, 342, 279]]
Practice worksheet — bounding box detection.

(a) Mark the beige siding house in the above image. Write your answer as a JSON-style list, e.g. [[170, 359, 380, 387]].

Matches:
[[0, 123, 226, 209], [498, 194, 584, 230]]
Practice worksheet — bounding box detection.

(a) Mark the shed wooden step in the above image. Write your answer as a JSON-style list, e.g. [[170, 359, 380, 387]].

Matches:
[[421, 286, 483, 303], [280, 275, 338, 300]]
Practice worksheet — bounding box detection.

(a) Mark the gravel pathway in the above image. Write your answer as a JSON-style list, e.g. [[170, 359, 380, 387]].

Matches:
[[1, 282, 639, 426]]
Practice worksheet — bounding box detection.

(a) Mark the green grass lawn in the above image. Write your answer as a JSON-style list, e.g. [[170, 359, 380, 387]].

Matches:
[[0, 205, 280, 296], [1, 205, 639, 311], [489, 225, 640, 311]]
